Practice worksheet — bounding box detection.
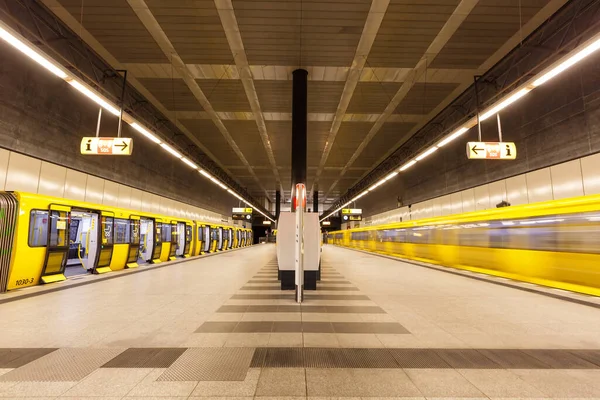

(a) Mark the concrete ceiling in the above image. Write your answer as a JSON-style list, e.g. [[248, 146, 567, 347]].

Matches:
[[43, 0, 565, 206]]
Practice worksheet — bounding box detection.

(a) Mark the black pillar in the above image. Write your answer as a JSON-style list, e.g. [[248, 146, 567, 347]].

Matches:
[[291, 69, 308, 212], [312, 188, 318, 214], [275, 190, 281, 219]]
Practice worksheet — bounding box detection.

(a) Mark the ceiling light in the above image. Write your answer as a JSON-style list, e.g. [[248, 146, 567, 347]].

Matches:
[[438, 127, 468, 147], [0, 25, 68, 79], [415, 146, 439, 161], [68, 80, 120, 116], [479, 88, 530, 121], [160, 143, 183, 159], [399, 160, 417, 171], [385, 172, 398, 180], [199, 169, 212, 179], [534, 37, 600, 87], [181, 157, 198, 169], [130, 122, 161, 144]]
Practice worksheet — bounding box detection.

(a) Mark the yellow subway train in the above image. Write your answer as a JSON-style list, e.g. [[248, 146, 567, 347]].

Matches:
[[329, 194, 600, 297], [0, 192, 253, 293]]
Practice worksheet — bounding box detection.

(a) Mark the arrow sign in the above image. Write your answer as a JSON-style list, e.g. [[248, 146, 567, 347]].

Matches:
[[467, 142, 516, 160], [470, 144, 484, 155], [80, 137, 133, 156]]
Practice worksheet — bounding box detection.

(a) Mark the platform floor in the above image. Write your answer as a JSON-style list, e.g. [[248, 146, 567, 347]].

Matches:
[[2, 244, 600, 398]]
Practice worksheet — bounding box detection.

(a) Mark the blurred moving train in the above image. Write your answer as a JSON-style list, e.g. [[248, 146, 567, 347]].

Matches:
[[329, 194, 600, 297], [0, 192, 253, 293]]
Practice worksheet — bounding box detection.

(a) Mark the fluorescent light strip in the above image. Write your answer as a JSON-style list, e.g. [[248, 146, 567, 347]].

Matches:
[[479, 88, 531, 121], [399, 160, 417, 171], [130, 122, 161, 144], [534, 36, 600, 87], [438, 127, 468, 147], [160, 143, 183, 159], [181, 157, 198, 169], [68, 80, 120, 116], [0, 25, 68, 79], [415, 146, 439, 161]]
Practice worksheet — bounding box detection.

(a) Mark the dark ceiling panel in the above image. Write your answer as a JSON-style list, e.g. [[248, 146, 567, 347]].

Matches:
[[431, 0, 546, 69], [367, 0, 461, 68], [351, 122, 416, 168], [347, 82, 402, 113], [58, 0, 169, 63], [146, 0, 234, 64], [394, 82, 459, 115], [222, 120, 271, 167], [325, 122, 374, 167], [138, 78, 204, 111], [232, 0, 371, 66], [267, 121, 292, 166], [197, 80, 251, 112], [308, 121, 330, 167], [180, 119, 245, 167], [255, 81, 344, 113]]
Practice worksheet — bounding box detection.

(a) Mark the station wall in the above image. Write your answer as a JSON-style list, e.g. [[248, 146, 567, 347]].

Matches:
[[361, 152, 600, 226], [0, 148, 250, 226], [0, 40, 237, 216], [358, 37, 600, 220]]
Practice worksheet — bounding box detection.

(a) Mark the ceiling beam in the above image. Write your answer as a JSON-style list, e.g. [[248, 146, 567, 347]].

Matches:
[[310, 0, 390, 195], [215, 0, 284, 195], [126, 0, 271, 199], [351, 0, 571, 188], [39, 0, 245, 185], [322, 0, 480, 199]]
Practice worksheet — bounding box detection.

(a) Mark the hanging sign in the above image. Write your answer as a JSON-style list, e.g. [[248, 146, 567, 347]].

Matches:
[[466, 142, 516, 160], [232, 207, 253, 221], [80, 137, 133, 156], [341, 208, 362, 215]]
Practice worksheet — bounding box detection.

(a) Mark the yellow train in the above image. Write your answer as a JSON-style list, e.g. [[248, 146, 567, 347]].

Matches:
[[329, 194, 600, 297], [0, 192, 253, 293]]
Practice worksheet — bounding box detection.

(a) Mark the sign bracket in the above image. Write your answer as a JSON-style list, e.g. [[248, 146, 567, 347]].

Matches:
[[95, 108, 102, 138]]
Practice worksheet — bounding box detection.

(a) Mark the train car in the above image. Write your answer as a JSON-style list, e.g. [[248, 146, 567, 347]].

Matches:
[[0, 192, 249, 293], [328, 194, 600, 297]]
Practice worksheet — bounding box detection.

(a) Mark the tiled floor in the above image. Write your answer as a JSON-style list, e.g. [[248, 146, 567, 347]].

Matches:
[[1, 243, 600, 398]]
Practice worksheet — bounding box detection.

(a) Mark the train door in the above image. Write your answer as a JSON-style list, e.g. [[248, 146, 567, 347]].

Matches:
[[203, 225, 211, 253], [182, 223, 192, 257], [174, 222, 187, 258], [139, 218, 154, 264], [228, 228, 234, 249], [168, 223, 179, 260], [96, 213, 115, 274], [126, 217, 141, 268], [40, 205, 71, 284], [222, 227, 229, 251], [151, 220, 163, 263], [217, 227, 224, 251], [65, 210, 100, 277], [210, 226, 218, 252]]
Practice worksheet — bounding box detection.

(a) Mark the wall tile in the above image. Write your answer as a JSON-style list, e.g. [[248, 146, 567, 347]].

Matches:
[[117, 184, 132, 209], [506, 175, 528, 206], [581, 153, 600, 195], [130, 188, 143, 210], [5, 152, 41, 193], [85, 175, 105, 204], [451, 192, 462, 215], [526, 168, 553, 204], [103, 180, 119, 207], [64, 169, 87, 201], [461, 188, 475, 213], [38, 161, 66, 198], [0, 149, 10, 190], [474, 184, 490, 211], [551, 159, 584, 200], [488, 180, 507, 207]]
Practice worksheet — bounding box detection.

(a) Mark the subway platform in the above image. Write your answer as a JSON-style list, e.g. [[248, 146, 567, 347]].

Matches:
[[1, 244, 600, 398]]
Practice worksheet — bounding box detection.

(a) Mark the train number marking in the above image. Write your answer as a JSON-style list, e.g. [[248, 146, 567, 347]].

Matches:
[[15, 278, 34, 286]]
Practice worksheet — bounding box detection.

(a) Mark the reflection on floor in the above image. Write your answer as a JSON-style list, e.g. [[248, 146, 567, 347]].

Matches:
[[1, 244, 600, 398]]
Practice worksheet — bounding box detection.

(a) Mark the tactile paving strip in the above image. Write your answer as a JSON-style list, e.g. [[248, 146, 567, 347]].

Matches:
[[435, 349, 499, 369], [0, 348, 125, 382], [389, 349, 451, 368], [158, 348, 254, 381], [264, 347, 304, 367]]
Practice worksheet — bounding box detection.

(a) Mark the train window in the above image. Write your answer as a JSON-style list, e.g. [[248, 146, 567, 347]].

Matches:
[[49, 210, 68, 247], [101, 216, 114, 245], [170, 224, 177, 243], [130, 220, 140, 245], [28, 210, 49, 247], [198, 226, 204, 241], [114, 218, 130, 244], [161, 224, 172, 242], [155, 222, 162, 243], [186, 225, 192, 242]]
